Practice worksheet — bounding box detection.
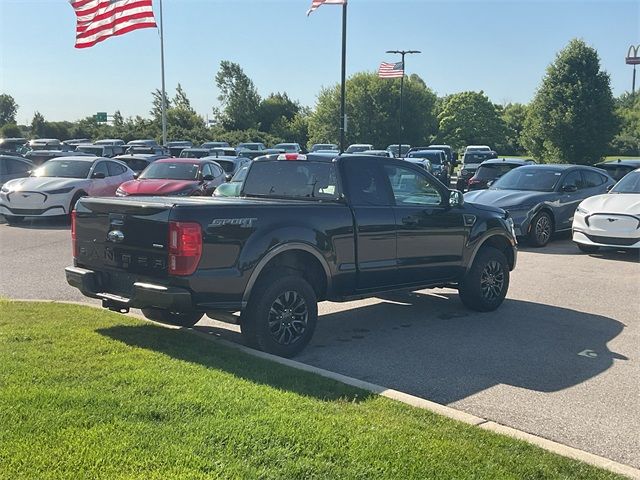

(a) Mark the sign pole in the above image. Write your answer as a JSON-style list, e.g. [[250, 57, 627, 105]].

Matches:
[[339, 2, 347, 153], [159, 0, 167, 146]]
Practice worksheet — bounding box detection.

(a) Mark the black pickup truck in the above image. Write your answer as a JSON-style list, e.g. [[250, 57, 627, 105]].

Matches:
[[66, 153, 517, 357]]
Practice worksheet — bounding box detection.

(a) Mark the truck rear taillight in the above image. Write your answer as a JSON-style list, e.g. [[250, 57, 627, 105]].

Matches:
[[71, 210, 78, 258], [168, 221, 202, 276]]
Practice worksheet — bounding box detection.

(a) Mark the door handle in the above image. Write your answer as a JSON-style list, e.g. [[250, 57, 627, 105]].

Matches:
[[402, 216, 419, 226]]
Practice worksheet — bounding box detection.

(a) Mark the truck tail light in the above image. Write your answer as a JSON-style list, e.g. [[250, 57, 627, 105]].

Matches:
[[71, 210, 78, 258], [168, 221, 202, 276], [277, 153, 307, 161]]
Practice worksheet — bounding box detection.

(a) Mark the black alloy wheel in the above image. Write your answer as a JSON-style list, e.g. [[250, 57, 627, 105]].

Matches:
[[528, 212, 553, 247]]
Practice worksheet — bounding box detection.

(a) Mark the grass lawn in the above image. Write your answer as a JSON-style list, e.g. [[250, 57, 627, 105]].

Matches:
[[0, 301, 623, 479]]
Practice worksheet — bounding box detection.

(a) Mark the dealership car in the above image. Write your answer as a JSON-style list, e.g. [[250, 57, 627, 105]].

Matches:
[[345, 143, 374, 153], [25, 149, 95, 166], [467, 158, 536, 191], [75, 144, 121, 158], [116, 158, 226, 197], [211, 147, 240, 157], [95, 139, 125, 147], [359, 150, 394, 158], [456, 151, 499, 191], [213, 165, 248, 197], [465, 164, 615, 247], [0, 138, 27, 155], [167, 141, 193, 158], [27, 138, 63, 151], [236, 142, 266, 152], [63, 139, 92, 151], [201, 141, 230, 149], [273, 143, 304, 153], [573, 168, 640, 252], [386, 144, 411, 158], [407, 150, 449, 183], [179, 148, 214, 159], [0, 156, 33, 188], [203, 155, 250, 180], [404, 157, 432, 173], [0, 156, 134, 224], [127, 139, 158, 147], [124, 145, 167, 155], [113, 154, 169, 175], [310, 143, 338, 152], [594, 159, 640, 182]]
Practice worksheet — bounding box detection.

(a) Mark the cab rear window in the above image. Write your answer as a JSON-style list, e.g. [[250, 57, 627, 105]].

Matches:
[[243, 161, 340, 200]]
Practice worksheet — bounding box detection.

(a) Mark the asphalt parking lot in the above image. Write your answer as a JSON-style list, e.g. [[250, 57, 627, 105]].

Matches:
[[1, 216, 638, 468]]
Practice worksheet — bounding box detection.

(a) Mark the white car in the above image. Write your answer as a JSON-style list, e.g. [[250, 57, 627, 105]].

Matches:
[[572, 168, 640, 252], [0, 156, 134, 224], [464, 145, 492, 153]]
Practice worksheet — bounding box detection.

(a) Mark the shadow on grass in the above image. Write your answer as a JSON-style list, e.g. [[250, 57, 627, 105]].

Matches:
[[97, 323, 374, 403]]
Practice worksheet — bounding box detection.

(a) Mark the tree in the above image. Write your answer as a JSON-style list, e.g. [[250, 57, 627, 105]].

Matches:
[[214, 61, 261, 130], [1, 123, 22, 138], [31, 111, 46, 137], [150, 89, 169, 123], [498, 103, 528, 155], [308, 72, 438, 148], [609, 93, 639, 156], [257, 93, 300, 133], [522, 39, 617, 164], [436, 91, 506, 151], [0, 94, 18, 127]]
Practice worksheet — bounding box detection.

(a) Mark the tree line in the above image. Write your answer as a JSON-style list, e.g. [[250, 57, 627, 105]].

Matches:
[[1, 39, 638, 165]]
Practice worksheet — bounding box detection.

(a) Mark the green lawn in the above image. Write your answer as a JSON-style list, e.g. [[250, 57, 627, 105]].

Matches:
[[0, 301, 622, 479]]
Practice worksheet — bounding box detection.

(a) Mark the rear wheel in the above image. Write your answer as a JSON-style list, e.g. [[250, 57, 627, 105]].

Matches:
[[527, 211, 553, 247], [241, 270, 317, 357], [458, 246, 509, 312], [4, 215, 24, 225], [576, 243, 599, 254], [69, 191, 86, 216], [141, 308, 203, 327]]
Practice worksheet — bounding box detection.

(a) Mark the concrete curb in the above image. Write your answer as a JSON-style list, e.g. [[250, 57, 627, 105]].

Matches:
[[11, 299, 640, 479]]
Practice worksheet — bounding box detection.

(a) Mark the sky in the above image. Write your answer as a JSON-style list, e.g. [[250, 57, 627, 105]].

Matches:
[[1, 0, 638, 124]]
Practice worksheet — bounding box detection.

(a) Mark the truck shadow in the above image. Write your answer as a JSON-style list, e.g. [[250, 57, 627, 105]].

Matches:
[[97, 322, 373, 403]]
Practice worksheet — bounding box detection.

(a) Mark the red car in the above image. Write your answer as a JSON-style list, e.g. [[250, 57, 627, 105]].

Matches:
[[116, 158, 226, 197]]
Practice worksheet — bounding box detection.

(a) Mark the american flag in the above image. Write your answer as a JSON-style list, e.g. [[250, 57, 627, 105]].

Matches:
[[378, 62, 404, 78], [69, 0, 157, 49], [307, 0, 346, 16]]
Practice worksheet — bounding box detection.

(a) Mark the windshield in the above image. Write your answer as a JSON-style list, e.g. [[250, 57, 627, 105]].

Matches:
[[231, 166, 248, 182], [408, 151, 441, 164], [474, 163, 520, 180], [33, 160, 91, 179], [275, 144, 298, 152], [239, 143, 261, 151], [216, 160, 236, 173], [610, 171, 640, 193], [464, 152, 495, 164], [180, 150, 208, 158], [243, 161, 340, 200], [491, 168, 561, 192], [139, 162, 200, 180], [76, 146, 102, 156], [346, 145, 370, 153]]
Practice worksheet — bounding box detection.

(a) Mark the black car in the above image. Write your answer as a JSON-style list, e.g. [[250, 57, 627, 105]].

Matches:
[[113, 154, 169, 175], [202, 155, 251, 180], [595, 159, 640, 181], [406, 150, 450, 184], [67, 154, 517, 357], [0, 155, 33, 188], [167, 141, 193, 158], [465, 164, 614, 247], [467, 158, 536, 191], [456, 151, 499, 191], [24, 150, 95, 166]]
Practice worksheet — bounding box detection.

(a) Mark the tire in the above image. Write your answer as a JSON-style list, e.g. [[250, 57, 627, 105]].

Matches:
[[576, 243, 599, 254], [241, 270, 318, 357], [527, 211, 553, 247], [458, 246, 510, 312], [141, 308, 203, 327], [5, 215, 24, 225], [69, 192, 86, 215]]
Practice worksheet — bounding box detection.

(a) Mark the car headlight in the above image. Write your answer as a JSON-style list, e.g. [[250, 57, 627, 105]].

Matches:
[[576, 206, 589, 215], [115, 188, 128, 197], [1, 185, 10, 193], [505, 217, 516, 238], [44, 187, 74, 195]]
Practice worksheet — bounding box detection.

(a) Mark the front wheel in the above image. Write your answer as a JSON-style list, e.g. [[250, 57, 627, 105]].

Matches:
[[241, 271, 317, 357], [141, 308, 203, 327], [576, 243, 599, 254], [458, 246, 510, 312], [527, 211, 553, 247]]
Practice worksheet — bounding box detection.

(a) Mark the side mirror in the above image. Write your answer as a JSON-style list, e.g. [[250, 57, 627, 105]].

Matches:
[[133, 172, 139, 179], [606, 184, 614, 192], [92, 171, 106, 179], [225, 174, 233, 182], [449, 189, 464, 208], [562, 184, 578, 193], [202, 174, 214, 181], [487, 180, 494, 187]]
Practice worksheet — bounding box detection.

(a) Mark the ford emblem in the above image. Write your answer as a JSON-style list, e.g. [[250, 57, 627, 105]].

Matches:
[[107, 230, 125, 243]]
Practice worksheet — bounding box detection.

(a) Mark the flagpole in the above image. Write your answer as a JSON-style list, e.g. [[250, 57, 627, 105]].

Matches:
[[159, 0, 167, 146], [339, 2, 347, 154], [386, 50, 420, 157]]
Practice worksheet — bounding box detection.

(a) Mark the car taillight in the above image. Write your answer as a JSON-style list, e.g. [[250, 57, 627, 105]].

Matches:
[[71, 210, 78, 258], [168, 221, 202, 276]]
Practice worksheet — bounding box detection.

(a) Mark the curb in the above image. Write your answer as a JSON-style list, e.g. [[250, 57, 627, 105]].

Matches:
[[11, 299, 640, 479]]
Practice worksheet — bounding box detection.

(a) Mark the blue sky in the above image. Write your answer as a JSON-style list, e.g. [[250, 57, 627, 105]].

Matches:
[[1, 0, 638, 123]]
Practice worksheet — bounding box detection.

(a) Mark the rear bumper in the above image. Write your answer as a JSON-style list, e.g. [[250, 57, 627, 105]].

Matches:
[[65, 266, 193, 311]]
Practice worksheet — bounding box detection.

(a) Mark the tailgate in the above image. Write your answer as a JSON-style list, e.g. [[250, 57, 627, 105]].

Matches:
[[74, 197, 174, 278]]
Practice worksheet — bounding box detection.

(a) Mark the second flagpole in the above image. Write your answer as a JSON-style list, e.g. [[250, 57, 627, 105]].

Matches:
[[159, 0, 167, 146]]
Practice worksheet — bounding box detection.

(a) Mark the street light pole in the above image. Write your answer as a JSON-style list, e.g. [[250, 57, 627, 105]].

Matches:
[[386, 50, 420, 157]]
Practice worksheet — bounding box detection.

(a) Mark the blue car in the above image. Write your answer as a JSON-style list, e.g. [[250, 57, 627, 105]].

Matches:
[[464, 164, 615, 247]]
